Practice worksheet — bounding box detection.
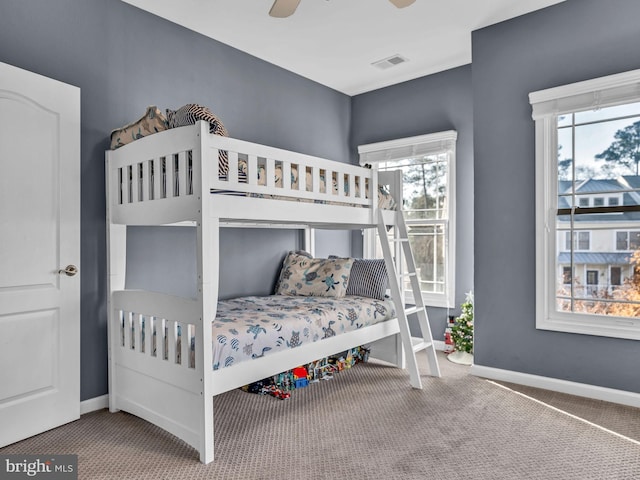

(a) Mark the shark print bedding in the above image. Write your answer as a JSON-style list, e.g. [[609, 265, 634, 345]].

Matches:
[[211, 295, 396, 370]]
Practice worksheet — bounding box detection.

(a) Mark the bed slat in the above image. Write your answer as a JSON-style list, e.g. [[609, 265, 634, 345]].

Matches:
[[166, 156, 176, 198], [298, 166, 307, 192], [141, 315, 149, 354], [227, 151, 238, 185], [312, 167, 320, 194], [151, 317, 158, 357], [348, 174, 356, 200], [177, 152, 187, 197], [247, 154, 257, 185], [123, 312, 132, 350], [178, 323, 186, 366], [265, 158, 275, 189], [142, 160, 151, 201], [168, 320, 177, 364], [281, 161, 291, 190]]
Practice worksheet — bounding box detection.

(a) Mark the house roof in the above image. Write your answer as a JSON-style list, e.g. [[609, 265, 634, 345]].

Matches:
[[557, 175, 640, 221], [557, 252, 633, 265], [558, 176, 640, 196], [576, 178, 624, 193], [559, 210, 640, 222], [622, 176, 640, 189]]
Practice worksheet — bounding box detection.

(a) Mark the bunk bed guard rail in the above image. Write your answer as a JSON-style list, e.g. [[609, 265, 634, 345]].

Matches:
[[106, 121, 377, 226]]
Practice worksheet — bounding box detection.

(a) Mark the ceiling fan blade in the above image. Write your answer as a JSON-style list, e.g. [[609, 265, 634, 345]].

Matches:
[[269, 0, 301, 18], [389, 0, 416, 8]]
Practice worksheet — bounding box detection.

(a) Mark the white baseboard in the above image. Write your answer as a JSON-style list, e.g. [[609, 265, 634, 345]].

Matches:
[[471, 364, 640, 410], [80, 394, 109, 415], [433, 340, 445, 351]]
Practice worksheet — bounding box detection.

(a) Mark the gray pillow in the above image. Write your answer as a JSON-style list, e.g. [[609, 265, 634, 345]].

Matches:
[[330, 256, 388, 300]]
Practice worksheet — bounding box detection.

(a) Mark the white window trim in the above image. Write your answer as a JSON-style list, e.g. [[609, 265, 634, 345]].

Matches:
[[358, 131, 457, 309], [530, 68, 640, 341]]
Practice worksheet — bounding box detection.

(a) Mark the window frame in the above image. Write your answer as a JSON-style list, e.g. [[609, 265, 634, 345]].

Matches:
[[530, 68, 640, 340], [358, 131, 457, 308]]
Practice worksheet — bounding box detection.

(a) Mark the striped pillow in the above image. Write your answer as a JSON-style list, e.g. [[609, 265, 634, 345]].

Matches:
[[329, 257, 389, 300], [347, 259, 388, 300], [165, 104, 229, 174]]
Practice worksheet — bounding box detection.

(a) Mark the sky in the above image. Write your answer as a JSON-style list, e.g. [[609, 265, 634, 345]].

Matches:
[[558, 101, 640, 178]]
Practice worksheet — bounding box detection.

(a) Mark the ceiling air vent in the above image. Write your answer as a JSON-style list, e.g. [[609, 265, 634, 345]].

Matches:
[[371, 54, 409, 70]]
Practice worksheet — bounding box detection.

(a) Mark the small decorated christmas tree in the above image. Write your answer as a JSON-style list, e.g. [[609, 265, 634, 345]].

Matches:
[[448, 291, 473, 365]]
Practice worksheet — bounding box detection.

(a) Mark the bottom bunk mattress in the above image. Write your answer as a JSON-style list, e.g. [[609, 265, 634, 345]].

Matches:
[[212, 295, 396, 370]]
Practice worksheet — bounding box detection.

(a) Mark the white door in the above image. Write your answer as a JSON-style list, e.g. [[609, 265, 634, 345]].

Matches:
[[0, 62, 80, 447]]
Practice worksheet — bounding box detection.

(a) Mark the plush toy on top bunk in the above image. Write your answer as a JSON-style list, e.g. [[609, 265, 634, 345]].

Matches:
[[109, 102, 227, 150]]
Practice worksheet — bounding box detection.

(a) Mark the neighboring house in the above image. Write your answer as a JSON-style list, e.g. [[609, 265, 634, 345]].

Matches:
[[557, 176, 640, 296]]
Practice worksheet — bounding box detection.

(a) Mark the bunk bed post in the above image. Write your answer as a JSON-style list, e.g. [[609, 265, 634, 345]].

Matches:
[[105, 152, 126, 413], [196, 217, 217, 463], [196, 122, 217, 463], [367, 170, 405, 368], [303, 227, 316, 256]]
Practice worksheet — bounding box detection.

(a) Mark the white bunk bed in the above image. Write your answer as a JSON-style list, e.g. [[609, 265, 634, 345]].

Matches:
[[105, 121, 438, 463]]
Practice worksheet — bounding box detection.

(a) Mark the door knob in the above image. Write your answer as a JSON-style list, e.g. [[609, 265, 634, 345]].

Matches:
[[58, 265, 79, 277]]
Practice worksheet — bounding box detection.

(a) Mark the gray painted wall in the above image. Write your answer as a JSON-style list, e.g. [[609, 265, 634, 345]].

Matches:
[[472, 0, 640, 392], [2, 0, 637, 402], [350, 65, 474, 339], [0, 0, 351, 400], [125, 227, 302, 300]]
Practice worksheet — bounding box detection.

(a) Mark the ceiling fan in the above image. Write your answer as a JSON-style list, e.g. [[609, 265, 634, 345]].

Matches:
[[269, 0, 416, 18]]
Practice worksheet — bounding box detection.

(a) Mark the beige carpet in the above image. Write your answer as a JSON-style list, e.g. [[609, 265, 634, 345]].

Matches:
[[2, 352, 639, 479]]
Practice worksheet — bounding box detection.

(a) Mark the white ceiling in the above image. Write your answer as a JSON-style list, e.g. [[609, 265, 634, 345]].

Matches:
[[122, 0, 565, 96]]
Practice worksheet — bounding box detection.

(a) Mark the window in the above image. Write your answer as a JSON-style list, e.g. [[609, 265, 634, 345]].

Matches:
[[564, 231, 590, 251], [358, 131, 457, 308], [616, 231, 640, 251], [530, 69, 640, 340]]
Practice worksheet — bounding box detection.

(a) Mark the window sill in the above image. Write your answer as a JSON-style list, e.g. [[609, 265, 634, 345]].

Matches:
[[537, 314, 640, 341], [404, 292, 454, 310]]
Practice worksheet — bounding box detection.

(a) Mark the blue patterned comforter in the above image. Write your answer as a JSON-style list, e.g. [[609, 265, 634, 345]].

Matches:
[[212, 295, 396, 370]]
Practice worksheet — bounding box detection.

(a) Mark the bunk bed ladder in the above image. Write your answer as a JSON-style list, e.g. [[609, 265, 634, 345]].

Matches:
[[377, 210, 441, 389]]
